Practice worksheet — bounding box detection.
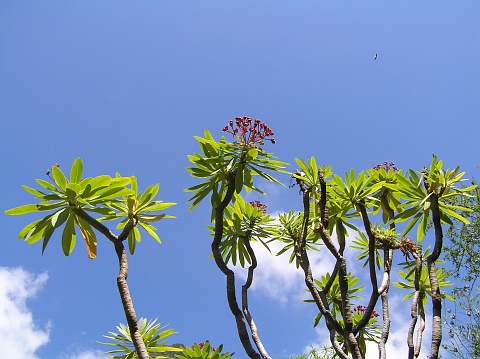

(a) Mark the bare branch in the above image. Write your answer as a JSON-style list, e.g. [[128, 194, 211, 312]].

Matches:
[[211, 172, 261, 359]]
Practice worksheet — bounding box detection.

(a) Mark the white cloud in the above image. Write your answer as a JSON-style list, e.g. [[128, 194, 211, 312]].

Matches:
[[0, 267, 50, 359], [233, 226, 358, 304], [305, 294, 434, 359], [63, 350, 106, 359], [233, 238, 338, 305]]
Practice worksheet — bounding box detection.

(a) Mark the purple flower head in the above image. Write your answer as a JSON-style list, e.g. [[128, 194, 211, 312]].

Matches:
[[222, 116, 275, 146], [373, 161, 398, 172], [249, 200, 267, 213]]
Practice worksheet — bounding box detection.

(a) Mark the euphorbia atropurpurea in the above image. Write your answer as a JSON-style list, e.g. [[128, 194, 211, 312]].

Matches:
[[186, 117, 476, 359], [5, 159, 175, 359]]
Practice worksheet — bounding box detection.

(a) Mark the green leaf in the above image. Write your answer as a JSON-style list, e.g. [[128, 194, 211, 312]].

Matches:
[[61, 212, 76, 256], [5, 204, 42, 215], [41, 227, 55, 254], [440, 205, 471, 224], [139, 222, 161, 243], [140, 201, 176, 212], [235, 167, 243, 194], [128, 227, 141, 255], [66, 184, 80, 203], [401, 211, 423, 237], [26, 217, 54, 244], [77, 216, 97, 259], [35, 178, 58, 191], [51, 208, 69, 228], [70, 158, 83, 183], [247, 148, 258, 159], [137, 184, 160, 208], [52, 166, 67, 191], [18, 219, 42, 239], [21, 185, 46, 198]]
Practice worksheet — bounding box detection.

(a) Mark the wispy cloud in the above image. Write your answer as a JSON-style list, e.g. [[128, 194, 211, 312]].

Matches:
[[62, 350, 106, 359], [233, 226, 359, 304], [0, 267, 50, 359], [305, 294, 434, 359]]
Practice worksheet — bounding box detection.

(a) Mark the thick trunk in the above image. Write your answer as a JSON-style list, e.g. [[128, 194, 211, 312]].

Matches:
[[114, 240, 149, 359], [243, 237, 271, 359], [72, 208, 148, 359], [427, 193, 443, 359], [211, 173, 261, 359]]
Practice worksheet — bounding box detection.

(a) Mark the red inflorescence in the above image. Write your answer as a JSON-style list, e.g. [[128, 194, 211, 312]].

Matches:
[[46, 163, 60, 177], [352, 305, 380, 318], [373, 161, 398, 172], [249, 200, 267, 213], [222, 116, 275, 146], [192, 342, 216, 352]]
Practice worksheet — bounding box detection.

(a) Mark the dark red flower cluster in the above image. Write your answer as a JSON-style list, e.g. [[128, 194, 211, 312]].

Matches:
[[373, 161, 398, 172], [353, 305, 379, 318], [46, 163, 60, 177], [249, 200, 267, 213], [222, 116, 275, 146], [192, 342, 215, 352]]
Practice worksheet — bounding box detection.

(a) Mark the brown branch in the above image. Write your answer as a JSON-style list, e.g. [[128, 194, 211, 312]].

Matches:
[[295, 179, 351, 358], [427, 193, 443, 359], [415, 298, 426, 358], [242, 236, 271, 359], [378, 195, 395, 359], [211, 173, 261, 359], [114, 240, 149, 359], [408, 252, 422, 359], [70, 207, 117, 242], [71, 207, 148, 359], [353, 203, 380, 335]]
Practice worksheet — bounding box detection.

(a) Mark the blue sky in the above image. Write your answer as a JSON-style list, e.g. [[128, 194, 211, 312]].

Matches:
[[1, 2, 479, 359]]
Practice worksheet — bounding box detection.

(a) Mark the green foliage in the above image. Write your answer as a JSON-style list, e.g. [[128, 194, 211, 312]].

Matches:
[[304, 272, 364, 327], [394, 264, 454, 306], [100, 176, 176, 254], [5, 158, 175, 257], [185, 129, 288, 215], [273, 210, 321, 268], [443, 179, 480, 358], [175, 341, 234, 359], [287, 346, 336, 359], [394, 156, 475, 242], [351, 230, 383, 269], [208, 193, 275, 267], [443, 286, 480, 358], [99, 318, 182, 359]]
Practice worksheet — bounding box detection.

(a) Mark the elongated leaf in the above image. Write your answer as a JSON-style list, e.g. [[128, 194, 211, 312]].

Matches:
[[52, 166, 67, 191], [70, 158, 83, 183], [18, 219, 42, 239], [62, 212, 76, 256], [235, 166, 243, 194], [138, 214, 165, 223], [137, 184, 160, 208], [76, 216, 97, 259], [41, 227, 55, 254], [35, 178, 57, 191], [139, 222, 161, 243], [140, 201, 176, 212], [401, 211, 423, 237], [440, 205, 471, 224], [417, 212, 429, 243], [51, 207, 69, 228], [5, 204, 41, 215], [21, 185, 46, 198]]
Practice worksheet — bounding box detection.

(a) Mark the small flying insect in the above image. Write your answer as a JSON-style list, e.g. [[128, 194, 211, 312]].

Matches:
[[374, 53, 378, 60]]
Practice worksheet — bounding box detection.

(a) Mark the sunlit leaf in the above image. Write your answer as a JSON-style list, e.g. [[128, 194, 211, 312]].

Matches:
[[52, 166, 67, 191], [70, 158, 83, 184], [61, 212, 76, 256]]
